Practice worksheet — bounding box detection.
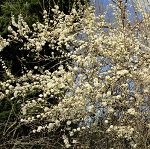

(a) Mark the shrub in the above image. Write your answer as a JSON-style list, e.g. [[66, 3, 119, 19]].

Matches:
[[0, 1, 149, 148]]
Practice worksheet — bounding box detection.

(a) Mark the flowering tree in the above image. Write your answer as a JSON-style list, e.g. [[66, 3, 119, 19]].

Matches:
[[0, 1, 150, 148]]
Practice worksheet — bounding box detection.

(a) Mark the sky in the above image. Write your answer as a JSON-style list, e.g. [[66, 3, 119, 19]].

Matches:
[[90, 0, 150, 10], [89, 0, 150, 23]]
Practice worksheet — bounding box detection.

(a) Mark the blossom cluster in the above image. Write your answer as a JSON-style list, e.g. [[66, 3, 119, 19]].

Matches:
[[0, 36, 9, 52]]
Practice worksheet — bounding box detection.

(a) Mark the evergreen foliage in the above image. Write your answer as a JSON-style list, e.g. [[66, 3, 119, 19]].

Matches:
[[0, 0, 89, 37]]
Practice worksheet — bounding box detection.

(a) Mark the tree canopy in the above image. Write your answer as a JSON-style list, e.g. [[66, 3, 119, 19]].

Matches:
[[0, 0, 150, 148]]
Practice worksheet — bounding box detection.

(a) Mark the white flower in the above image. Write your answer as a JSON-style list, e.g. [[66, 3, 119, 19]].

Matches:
[[47, 123, 54, 130], [116, 95, 121, 99], [77, 127, 80, 131], [88, 105, 94, 112], [14, 90, 18, 97], [54, 5, 59, 10], [130, 128, 134, 132], [44, 107, 49, 112], [107, 107, 114, 113], [33, 129, 36, 133], [22, 106, 27, 115], [110, 125, 113, 129], [82, 126, 86, 130], [37, 126, 43, 132], [127, 108, 136, 115], [72, 139, 77, 143], [73, 66, 78, 72], [66, 143, 71, 148], [133, 144, 137, 148], [73, 129, 77, 132], [72, 9, 77, 14], [62, 134, 67, 139], [84, 82, 92, 90], [67, 120, 71, 125], [94, 78, 99, 86], [105, 76, 111, 81], [117, 70, 129, 76], [34, 66, 38, 69], [55, 120, 60, 126], [8, 85, 14, 89], [104, 120, 109, 124], [69, 131, 74, 136], [39, 94, 43, 97], [102, 101, 107, 107], [36, 115, 40, 118], [20, 119, 24, 122], [47, 82, 54, 88], [5, 90, 9, 94], [43, 10, 47, 15]]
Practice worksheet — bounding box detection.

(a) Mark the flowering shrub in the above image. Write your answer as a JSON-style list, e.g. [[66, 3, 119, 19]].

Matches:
[[0, 1, 150, 148]]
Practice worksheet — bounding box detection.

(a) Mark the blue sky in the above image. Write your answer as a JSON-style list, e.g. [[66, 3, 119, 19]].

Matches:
[[90, 0, 109, 5], [90, 0, 150, 10], [89, 0, 148, 23]]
